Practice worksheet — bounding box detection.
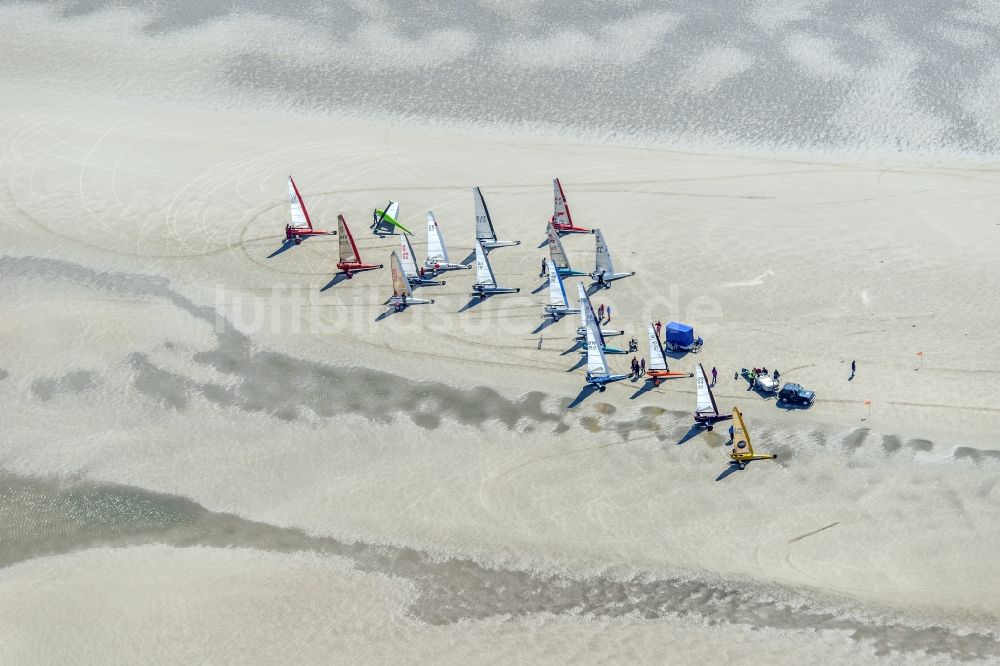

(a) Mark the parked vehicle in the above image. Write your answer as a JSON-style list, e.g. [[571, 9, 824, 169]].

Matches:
[[777, 383, 815, 406]]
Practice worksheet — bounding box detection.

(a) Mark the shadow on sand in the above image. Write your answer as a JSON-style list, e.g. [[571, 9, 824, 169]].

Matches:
[[676, 424, 706, 446], [267, 239, 296, 258], [531, 318, 556, 335], [775, 400, 813, 412], [320, 273, 350, 291], [458, 296, 487, 312], [629, 380, 656, 400], [715, 462, 743, 482], [561, 341, 583, 356], [566, 384, 598, 408]]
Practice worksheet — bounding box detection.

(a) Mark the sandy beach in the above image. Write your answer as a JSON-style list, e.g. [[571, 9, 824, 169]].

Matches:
[[2, 2, 1000, 663]]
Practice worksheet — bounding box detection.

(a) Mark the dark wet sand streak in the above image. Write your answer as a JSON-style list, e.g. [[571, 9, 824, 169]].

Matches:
[[1, 472, 998, 660]]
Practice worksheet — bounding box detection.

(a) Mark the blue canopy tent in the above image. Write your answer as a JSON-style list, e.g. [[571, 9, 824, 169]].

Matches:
[[665, 322, 695, 347]]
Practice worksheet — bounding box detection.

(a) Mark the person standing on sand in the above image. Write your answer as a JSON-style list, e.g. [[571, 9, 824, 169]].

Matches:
[[598, 303, 605, 321], [655, 320, 662, 337], [850, 360, 856, 379], [640, 358, 646, 375], [606, 305, 612, 324], [711, 367, 718, 385], [540, 258, 547, 278]]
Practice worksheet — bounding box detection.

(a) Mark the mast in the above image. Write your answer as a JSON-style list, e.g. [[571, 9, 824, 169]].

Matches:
[[474, 240, 497, 287], [399, 234, 420, 277], [552, 177, 572, 227], [648, 323, 667, 371], [288, 176, 312, 230], [584, 292, 609, 377], [373, 201, 411, 235], [546, 222, 571, 271], [473, 187, 498, 241], [383, 202, 401, 231], [390, 251, 413, 298], [548, 262, 569, 307], [577, 283, 607, 347], [338, 214, 360, 264], [594, 228, 614, 275], [695, 363, 719, 417], [732, 407, 752, 454], [426, 211, 449, 264]]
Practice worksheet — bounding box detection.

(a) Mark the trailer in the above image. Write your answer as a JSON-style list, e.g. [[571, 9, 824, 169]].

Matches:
[[662, 322, 703, 353]]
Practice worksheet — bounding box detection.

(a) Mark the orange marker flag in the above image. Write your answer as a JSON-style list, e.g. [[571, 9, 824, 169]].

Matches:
[[864, 400, 871, 405]]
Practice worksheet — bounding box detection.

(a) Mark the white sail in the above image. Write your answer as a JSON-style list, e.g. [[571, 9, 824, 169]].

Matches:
[[399, 233, 420, 278], [547, 262, 569, 307], [577, 283, 607, 348], [384, 201, 399, 225], [338, 214, 359, 264], [648, 323, 667, 371], [426, 211, 449, 264], [546, 222, 570, 271], [594, 228, 614, 275], [373, 201, 403, 234], [390, 251, 413, 298], [695, 363, 719, 417], [288, 176, 311, 230], [473, 187, 497, 241], [584, 294, 610, 377], [474, 240, 496, 287], [552, 178, 571, 227]]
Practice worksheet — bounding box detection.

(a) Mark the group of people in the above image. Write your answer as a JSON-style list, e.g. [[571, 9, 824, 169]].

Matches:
[[740, 366, 780, 389], [596, 303, 612, 324], [630, 356, 646, 379]]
